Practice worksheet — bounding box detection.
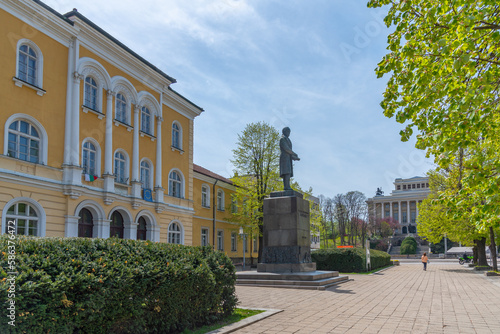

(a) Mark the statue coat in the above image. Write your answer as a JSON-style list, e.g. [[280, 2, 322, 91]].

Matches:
[[280, 136, 294, 178]]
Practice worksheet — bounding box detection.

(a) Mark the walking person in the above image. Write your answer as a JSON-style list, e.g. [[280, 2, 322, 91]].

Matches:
[[421, 252, 428, 271]]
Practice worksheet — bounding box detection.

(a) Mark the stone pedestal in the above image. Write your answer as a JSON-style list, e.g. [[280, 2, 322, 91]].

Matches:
[[257, 192, 316, 273]]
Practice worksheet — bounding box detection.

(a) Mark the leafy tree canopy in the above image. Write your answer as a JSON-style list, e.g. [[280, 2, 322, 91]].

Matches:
[[369, 0, 500, 232]]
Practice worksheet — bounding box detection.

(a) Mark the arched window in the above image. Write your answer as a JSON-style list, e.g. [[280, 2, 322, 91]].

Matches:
[[217, 190, 225, 211], [78, 208, 93, 238], [168, 171, 182, 198], [140, 160, 151, 189], [201, 185, 209, 208], [5, 202, 39, 236], [115, 93, 127, 123], [8, 120, 40, 163], [141, 106, 151, 134], [137, 216, 147, 240], [84, 77, 98, 110], [18, 44, 38, 86], [114, 151, 128, 184], [168, 222, 182, 244], [402, 226, 408, 234], [110, 211, 124, 238], [172, 122, 181, 149], [82, 141, 97, 175]]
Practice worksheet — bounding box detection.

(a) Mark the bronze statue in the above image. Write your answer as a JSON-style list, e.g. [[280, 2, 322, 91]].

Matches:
[[279, 127, 300, 190]]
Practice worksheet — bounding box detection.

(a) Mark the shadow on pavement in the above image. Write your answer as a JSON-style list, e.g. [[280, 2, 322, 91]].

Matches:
[[325, 285, 355, 294], [441, 268, 476, 274]]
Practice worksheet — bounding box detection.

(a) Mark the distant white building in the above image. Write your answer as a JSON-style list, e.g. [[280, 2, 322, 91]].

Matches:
[[366, 176, 430, 236]]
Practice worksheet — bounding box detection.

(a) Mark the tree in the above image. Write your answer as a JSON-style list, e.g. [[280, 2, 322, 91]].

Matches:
[[369, 0, 500, 269], [230, 122, 281, 262]]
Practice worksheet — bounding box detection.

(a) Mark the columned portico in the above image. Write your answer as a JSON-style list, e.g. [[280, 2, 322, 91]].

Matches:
[[366, 177, 430, 237]]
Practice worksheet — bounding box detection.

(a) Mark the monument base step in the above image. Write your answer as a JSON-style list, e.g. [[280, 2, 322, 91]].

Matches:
[[257, 262, 316, 273], [236, 270, 350, 290]]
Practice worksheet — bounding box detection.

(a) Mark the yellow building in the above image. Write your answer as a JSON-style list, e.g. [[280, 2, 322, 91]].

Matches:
[[192, 164, 259, 264], [0, 0, 205, 245]]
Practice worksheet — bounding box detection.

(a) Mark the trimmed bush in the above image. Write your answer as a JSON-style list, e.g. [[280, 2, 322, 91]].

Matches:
[[400, 237, 417, 255], [0, 236, 237, 334], [312, 247, 391, 272]]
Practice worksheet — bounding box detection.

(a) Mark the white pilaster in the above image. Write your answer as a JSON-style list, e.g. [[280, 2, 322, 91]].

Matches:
[[155, 116, 164, 203], [104, 90, 114, 175], [95, 219, 111, 239], [63, 37, 76, 166], [64, 215, 80, 237], [132, 105, 140, 182]]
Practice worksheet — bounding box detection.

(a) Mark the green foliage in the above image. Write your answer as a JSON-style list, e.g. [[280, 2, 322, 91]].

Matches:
[[400, 243, 417, 255], [229, 122, 282, 246], [400, 236, 417, 254], [0, 236, 237, 334], [312, 248, 391, 272], [368, 0, 500, 234]]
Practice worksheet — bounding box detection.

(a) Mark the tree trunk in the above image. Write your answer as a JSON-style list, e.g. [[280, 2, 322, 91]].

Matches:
[[475, 237, 488, 266], [489, 226, 498, 271]]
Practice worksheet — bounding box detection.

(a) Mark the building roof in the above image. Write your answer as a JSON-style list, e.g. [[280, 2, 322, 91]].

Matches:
[[193, 164, 233, 185], [62, 8, 176, 84]]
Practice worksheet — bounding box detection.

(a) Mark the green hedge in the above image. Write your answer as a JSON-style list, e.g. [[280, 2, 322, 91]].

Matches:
[[0, 236, 237, 334], [312, 248, 391, 272]]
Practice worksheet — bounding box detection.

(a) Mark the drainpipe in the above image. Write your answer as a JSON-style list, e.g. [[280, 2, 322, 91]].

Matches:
[[212, 179, 219, 250]]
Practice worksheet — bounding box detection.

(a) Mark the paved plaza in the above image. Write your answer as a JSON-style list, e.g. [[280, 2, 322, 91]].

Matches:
[[235, 260, 500, 333]]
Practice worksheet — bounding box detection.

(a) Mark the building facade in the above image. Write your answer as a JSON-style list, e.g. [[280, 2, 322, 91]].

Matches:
[[366, 176, 430, 235], [192, 164, 258, 262], [0, 0, 203, 244]]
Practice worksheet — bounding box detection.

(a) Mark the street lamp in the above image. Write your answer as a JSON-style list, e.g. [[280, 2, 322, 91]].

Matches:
[[239, 227, 246, 271]]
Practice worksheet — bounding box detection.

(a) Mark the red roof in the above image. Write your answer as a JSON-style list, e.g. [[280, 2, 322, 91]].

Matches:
[[193, 164, 233, 185]]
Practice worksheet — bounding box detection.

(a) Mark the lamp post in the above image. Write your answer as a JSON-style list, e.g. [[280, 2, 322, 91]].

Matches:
[[239, 227, 246, 271]]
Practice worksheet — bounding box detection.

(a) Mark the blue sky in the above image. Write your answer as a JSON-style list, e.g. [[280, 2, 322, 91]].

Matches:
[[43, 0, 433, 199]]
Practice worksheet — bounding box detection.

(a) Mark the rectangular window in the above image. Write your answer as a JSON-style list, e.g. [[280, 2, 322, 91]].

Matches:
[[231, 232, 237, 251], [402, 212, 407, 223], [397, 185, 401, 190], [403, 185, 407, 190], [201, 228, 209, 246], [253, 237, 258, 253], [217, 230, 224, 251]]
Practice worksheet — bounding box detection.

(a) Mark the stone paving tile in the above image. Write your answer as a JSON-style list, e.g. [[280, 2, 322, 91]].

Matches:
[[235, 262, 500, 333]]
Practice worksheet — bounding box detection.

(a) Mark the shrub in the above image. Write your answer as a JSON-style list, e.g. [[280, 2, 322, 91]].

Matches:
[[400, 242, 417, 254], [312, 247, 391, 272], [0, 236, 237, 334]]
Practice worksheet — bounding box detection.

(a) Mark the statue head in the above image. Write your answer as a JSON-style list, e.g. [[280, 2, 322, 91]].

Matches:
[[282, 127, 291, 137]]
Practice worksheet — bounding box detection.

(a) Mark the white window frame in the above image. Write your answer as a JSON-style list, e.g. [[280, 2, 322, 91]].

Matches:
[[84, 76, 100, 111], [4, 114, 48, 165], [115, 93, 129, 124], [217, 230, 224, 251], [2, 197, 46, 237], [140, 158, 154, 190], [201, 184, 210, 208], [231, 232, 237, 252], [114, 149, 129, 184], [15, 39, 43, 89], [217, 189, 225, 211], [168, 169, 184, 198], [168, 221, 184, 244], [141, 106, 152, 135], [171, 121, 182, 150], [81, 138, 101, 177], [201, 227, 209, 247]]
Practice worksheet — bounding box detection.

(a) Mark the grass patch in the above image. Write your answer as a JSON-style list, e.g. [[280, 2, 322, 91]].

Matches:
[[341, 264, 394, 275], [181, 308, 265, 334]]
